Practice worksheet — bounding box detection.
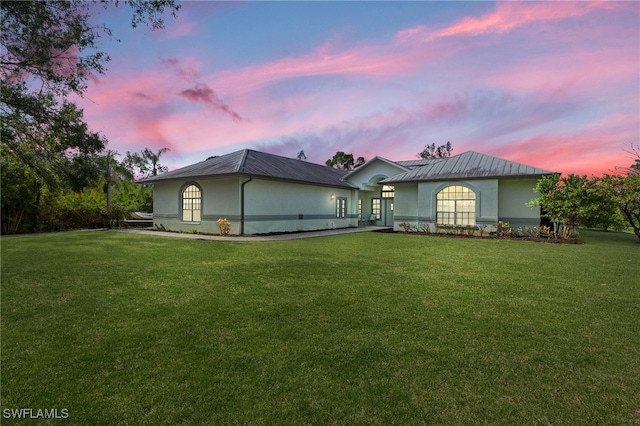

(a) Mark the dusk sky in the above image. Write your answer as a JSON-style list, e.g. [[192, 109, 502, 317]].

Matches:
[[77, 1, 640, 176]]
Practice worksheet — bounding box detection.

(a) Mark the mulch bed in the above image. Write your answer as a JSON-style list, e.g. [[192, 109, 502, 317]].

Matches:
[[374, 228, 583, 244]]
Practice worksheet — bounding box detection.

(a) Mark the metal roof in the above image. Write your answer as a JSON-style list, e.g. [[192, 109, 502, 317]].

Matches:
[[395, 158, 439, 169], [138, 149, 354, 188], [343, 156, 409, 180], [381, 151, 556, 183]]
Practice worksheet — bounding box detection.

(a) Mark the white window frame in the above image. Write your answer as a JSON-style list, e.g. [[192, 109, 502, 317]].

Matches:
[[181, 184, 202, 222], [436, 185, 476, 226], [372, 198, 381, 220], [336, 197, 347, 218]]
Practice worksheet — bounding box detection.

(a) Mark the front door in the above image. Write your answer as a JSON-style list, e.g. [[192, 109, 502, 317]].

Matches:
[[383, 199, 394, 227]]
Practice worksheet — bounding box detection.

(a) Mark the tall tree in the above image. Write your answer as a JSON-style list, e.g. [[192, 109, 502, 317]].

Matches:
[[326, 151, 365, 170], [1, 1, 179, 233], [597, 174, 640, 241], [1, 0, 180, 171], [124, 147, 171, 178], [417, 141, 453, 159]]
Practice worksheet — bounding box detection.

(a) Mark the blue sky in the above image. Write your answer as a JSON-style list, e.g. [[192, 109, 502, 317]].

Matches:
[[78, 1, 640, 175]]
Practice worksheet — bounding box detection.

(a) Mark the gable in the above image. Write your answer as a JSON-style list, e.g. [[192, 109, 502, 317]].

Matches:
[[344, 157, 408, 190]]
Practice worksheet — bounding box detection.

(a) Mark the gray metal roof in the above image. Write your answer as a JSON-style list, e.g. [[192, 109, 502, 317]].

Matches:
[[138, 149, 354, 188], [395, 158, 439, 169], [381, 151, 556, 183]]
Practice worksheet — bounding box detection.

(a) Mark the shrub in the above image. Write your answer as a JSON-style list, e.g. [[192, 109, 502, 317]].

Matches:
[[217, 218, 231, 236], [398, 222, 416, 233], [494, 221, 512, 237]]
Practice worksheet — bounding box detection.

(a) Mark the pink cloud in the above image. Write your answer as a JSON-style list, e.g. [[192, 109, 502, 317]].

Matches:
[[211, 40, 440, 95], [494, 134, 632, 177], [432, 1, 609, 39], [74, 1, 636, 180], [179, 83, 245, 122], [212, 2, 621, 98], [395, 25, 427, 43]]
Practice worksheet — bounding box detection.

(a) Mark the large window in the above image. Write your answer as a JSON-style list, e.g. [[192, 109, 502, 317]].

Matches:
[[436, 185, 475, 226], [372, 198, 381, 220], [182, 184, 201, 222]]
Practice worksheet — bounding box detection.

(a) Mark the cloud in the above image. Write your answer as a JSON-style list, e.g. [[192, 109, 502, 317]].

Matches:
[[432, 1, 607, 39], [75, 1, 637, 178], [160, 57, 200, 81], [210, 40, 441, 95], [395, 25, 427, 43], [179, 83, 245, 122]]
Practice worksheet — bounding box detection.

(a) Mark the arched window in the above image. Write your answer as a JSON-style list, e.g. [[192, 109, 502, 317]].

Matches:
[[437, 185, 475, 226], [182, 184, 201, 222]]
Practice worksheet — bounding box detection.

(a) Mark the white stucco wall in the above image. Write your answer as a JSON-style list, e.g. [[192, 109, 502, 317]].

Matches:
[[243, 179, 356, 234], [151, 177, 242, 234], [498, 178, 541, 227], [150, 177, 356, 235], [391, 178, 543, 232], [345, 160, 406, 190], [392, 183, 418, 226], [392, 179, 500, 231]]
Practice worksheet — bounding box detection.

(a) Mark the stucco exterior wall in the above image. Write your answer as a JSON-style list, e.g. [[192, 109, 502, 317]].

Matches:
[[346, 160, 406, 190], [243, 179, 356, 234], [392, 183, 418, 226], [392, 179, 500, 231], [149, 173, 543, 235], [151, 177, 242, 234], [498, 178, 541, 227], [150, 177, 356, 235]]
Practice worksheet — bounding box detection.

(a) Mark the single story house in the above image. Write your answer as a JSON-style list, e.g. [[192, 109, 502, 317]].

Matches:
[[137, 149, 555, 235]]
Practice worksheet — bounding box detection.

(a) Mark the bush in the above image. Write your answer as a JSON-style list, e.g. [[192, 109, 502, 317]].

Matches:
[[494, 221, 512, 237], [217, 218, 231, 236]]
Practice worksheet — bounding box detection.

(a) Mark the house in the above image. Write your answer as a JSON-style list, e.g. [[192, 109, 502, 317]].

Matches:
[[137, 149, 555, 235]]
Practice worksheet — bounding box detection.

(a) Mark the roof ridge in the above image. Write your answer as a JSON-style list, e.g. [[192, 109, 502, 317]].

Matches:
[[237, 149, 249, 173], [253, 149, 342, 170]]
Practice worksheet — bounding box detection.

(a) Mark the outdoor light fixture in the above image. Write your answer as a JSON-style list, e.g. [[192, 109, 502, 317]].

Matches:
[[330, 193, 335, 200]]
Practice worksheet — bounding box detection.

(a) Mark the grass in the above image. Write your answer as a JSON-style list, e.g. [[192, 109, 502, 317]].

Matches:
[[1, 229, 639, 425]]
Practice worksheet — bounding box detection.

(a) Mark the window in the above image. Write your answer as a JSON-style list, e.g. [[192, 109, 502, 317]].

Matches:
[[182, 184, 201, 222], [336, 198, 346, 218], [372, 198, 381, 220], [381, 185, 395, 198], [436, 185, 476, 226], [357, 199, 362, 220]]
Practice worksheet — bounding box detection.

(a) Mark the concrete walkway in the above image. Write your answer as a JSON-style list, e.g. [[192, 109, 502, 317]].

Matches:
[[118, 226, 391, 241]]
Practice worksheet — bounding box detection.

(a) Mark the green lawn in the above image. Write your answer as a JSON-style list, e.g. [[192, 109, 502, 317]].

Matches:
[[1, 230, 639, 425]]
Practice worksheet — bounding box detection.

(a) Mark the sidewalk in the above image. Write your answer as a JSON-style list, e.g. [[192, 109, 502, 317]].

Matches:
[[117, 226, 390, 241]]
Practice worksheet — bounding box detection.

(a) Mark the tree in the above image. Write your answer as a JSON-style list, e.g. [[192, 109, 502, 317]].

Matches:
[[1, 0, 180, 173], [1, 1, 179, 233], [417, 141, 453, 159], [124, 147, 171, 178], [598, 174, 640, 241], [296, 150, 307, 161], [529, 173, 590, 239], [0, 96, 107, 233], [530, 172, 640, 241], [624, 143, 640, 175], [326, 151, 365, 170], [579, 177, 628, 232]]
